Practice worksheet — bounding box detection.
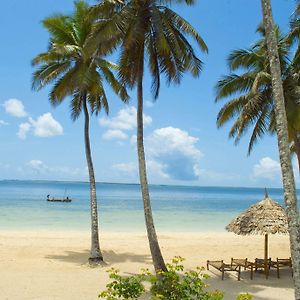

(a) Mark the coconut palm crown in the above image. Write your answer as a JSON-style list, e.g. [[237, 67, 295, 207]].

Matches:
[[215, 25, 300, 169], [90, 0, 208, 97]]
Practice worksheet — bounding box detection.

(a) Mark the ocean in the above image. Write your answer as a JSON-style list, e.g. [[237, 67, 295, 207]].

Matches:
[[0, 180, 291, 232]]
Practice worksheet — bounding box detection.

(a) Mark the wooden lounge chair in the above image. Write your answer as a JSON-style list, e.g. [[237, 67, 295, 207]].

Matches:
[[231, 258, 254, 280], [270, 258, 292, 278], [207, 260, 241, 280]]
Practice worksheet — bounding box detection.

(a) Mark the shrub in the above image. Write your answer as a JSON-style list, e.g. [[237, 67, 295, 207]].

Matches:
[[99, 267, 145, 300], [99, 256, 223, 300], [236, 293, 253, 300]]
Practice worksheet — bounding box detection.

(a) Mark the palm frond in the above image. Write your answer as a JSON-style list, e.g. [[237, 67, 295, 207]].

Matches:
[[32, 61, 71, 91], [215, 74, 255, 101]]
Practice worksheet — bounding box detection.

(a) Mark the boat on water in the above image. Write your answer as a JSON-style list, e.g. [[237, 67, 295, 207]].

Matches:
[[47, 194, 72, 203]]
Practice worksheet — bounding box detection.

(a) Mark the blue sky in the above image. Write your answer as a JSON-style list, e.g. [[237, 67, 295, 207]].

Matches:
[[0, 0, 297, 187]]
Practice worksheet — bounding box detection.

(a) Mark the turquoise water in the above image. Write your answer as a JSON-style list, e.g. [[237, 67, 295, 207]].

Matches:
[[0, 180, 291, 232]]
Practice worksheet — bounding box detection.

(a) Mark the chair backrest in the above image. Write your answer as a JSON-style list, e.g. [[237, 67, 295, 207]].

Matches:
[[231, 258, 247, 266], [277, 257, 292, 266]]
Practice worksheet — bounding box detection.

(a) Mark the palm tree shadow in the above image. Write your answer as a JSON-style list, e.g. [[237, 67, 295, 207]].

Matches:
[[45, 249, 152, 266]]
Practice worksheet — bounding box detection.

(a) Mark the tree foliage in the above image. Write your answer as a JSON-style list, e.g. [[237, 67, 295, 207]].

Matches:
[[215, 24, 300, 155]]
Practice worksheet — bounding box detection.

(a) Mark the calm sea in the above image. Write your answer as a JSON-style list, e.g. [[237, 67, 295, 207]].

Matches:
[[0, 180, 292, 232]]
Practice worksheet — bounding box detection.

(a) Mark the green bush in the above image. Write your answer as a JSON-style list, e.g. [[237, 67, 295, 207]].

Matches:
[[99, 267, 145, 300], [236, 293, 253, 300], [99, 256, 223, 300]]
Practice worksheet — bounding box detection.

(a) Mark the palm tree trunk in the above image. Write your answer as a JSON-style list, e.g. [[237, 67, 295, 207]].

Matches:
[[136, 50, 167, 273], [82, 94, 103, 263], [293, 133, 300, 175], [261, 1, 300, 298]]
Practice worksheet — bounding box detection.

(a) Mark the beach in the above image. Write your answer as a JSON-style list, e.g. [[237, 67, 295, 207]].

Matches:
[[0, 230, 293, 300]]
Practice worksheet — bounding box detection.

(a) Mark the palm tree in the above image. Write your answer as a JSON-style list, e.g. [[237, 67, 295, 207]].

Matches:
[[32, 0, 128, 263], [90, 0, 207, 272], [260, 0, 300, 298], [215, 25, 300, 172]]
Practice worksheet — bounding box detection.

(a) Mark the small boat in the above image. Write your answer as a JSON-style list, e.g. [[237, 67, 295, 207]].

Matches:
[[47, 194, 72, 203]]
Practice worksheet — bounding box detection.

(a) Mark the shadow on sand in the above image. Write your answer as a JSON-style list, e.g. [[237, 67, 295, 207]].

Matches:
[[206, 268, 294, 300], [45, 249, 152, 266]]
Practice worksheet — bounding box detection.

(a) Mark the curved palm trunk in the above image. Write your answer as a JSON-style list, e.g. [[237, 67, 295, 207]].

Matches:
[[293, 133, 300, 175], [136, 51, 167, 273], [261, 1, 300, 298], [82, 95, 103, 263]]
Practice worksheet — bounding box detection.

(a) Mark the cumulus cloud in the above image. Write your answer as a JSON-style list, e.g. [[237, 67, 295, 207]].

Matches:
[[3, 99, 27, 117], [146, 127, 202, 181], [0, 120, 8, 126], [113, 162, 136, 173], [99, 106, 152, 141], [26, 159, 84, 178], [112, 160, 169, 180], [18, 122, 31, 140], [111, 127, 203, 181], [103, 129, 128, 140], [17, 113, 63, 140], [29, 113, 63, 137], [147, 160, 169, 179], [26, 160, 48, 173], [253, 157, 281, 180]]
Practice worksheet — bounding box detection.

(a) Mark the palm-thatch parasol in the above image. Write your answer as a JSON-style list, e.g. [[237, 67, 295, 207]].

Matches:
[[226, 189, 288, 278]]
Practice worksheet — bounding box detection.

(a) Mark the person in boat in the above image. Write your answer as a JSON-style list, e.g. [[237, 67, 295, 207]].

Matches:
[[47, 194, 50, 200]]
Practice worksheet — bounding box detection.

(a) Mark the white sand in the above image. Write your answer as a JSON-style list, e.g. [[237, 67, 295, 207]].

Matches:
[[0, 230, 294, 300]]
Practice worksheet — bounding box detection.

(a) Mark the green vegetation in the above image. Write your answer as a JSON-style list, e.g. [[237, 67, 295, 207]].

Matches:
[[236, 293, 253, 300], [99, 257, 224, 300], [215, 24, 300, 171]]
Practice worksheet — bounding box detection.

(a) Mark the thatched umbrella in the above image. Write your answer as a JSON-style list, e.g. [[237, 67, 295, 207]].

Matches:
[[226, 190, 288, 278]]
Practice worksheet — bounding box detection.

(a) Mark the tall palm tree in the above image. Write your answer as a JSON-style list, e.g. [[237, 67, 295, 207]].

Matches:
[[90, 0, 207, 272], [260, 0, 300, 298], [215, 25, 300, 173], [32, 0, 128, 263]]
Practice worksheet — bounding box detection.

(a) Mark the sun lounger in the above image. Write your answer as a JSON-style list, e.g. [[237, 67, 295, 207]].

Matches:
[[231, 258, 254, 280], [270, 258, 292, 278], [207, 260, 241, 280]]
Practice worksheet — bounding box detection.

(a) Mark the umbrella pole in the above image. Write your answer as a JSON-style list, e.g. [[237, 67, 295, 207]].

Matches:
[[264, 234, 269, 279]]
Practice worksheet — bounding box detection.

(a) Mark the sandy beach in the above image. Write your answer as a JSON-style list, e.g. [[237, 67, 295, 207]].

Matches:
[[0, 230, 293, 300]]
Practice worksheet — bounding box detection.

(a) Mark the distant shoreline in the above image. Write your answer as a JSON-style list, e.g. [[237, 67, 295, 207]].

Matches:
[[0, 178, 286, 190]]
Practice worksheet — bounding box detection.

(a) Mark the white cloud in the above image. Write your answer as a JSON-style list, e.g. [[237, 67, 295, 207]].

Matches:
[[0, 120, 8, 126], [99, 106, 152, 141], [29, 113, 63, 138], [17, 113, 63, 140], [18, 122, 31, 140], [146, 127, 203, 181], [110, 127, 203, 182], [253, 157, 281, 180], [147, 160, 169, 179], [103, 129, 128, 140], [3, 99, 27, 117], [26, 159, 85, 178], [145, 101, 154, 108], [26, 160, 48, 172], [113, 162, 136, 173], [112, 160, 170, 181]]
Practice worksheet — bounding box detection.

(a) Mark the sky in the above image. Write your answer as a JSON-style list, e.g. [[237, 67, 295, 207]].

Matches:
[[0, 0, 297, 188]]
